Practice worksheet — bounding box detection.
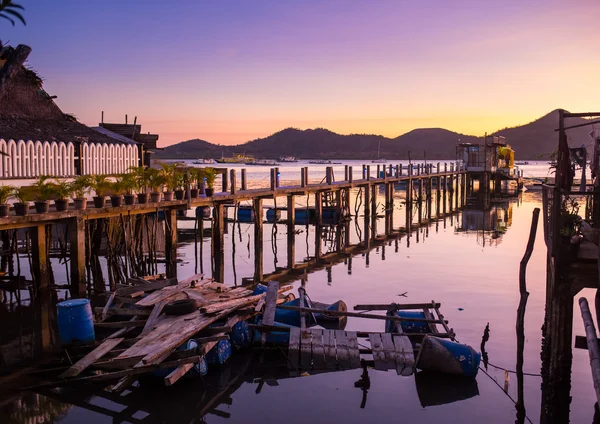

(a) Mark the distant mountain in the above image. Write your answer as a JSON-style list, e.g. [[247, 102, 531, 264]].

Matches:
[[156, 109, 593, 160]]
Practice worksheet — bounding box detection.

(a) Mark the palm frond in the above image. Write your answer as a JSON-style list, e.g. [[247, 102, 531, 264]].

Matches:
[[0, 1, 25, 26], [2, 8, 25, 26], [0, 13, 15, 25]]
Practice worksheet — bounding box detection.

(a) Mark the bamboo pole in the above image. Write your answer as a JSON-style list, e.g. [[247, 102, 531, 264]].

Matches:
[[579, 297, 600, 405]]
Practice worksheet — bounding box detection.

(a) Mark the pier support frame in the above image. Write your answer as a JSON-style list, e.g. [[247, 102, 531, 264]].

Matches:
[[69, 217, 87, 296], [287, 195, 295, 269], [253, 198, 263, 282], [30, 224, 50, 289], [165, 209, 179, 280]]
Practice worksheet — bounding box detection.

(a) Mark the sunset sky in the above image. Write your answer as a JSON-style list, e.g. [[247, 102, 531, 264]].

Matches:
[[6, 0, 600, 146]]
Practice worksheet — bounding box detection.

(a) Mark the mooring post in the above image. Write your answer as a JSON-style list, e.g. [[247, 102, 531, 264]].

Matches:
[[371, 184, 377, 240], [270, 168, 276, 191], [348, 166, 353, 183], [287, 195, 295, 269], [344, 165, 349, 181], [301, 167, 306, 187], [69, 217, 87, 296], [315, 191, 323, 225], [326, 166, 333, 185], [364, 184, 371, 248], [362, 164, 367, 180], [241, 168, 247, 191], [253, 198, 263, 282], [221, 168, 228, 193], [30, 225, 49, 289], [367, 165, 371, 181], [455, 176, 459, 210], [386, 183, 394, 234], [165, 209, 179, 279], [230, 169, 236, 195]]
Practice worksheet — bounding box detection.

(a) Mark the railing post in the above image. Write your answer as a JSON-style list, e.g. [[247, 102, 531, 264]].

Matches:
[[344, 165, 349, 181], [230, 169, 236, 195], [270, 168, 276, 191], [165, 209, 178, 279], [241, 168, 247, 190], [326, 166, 333, 185], [367, 165, 371, 180], [221, 168, 228, 193], [348, 166, 353, 183], [275, 167, 280, 188]]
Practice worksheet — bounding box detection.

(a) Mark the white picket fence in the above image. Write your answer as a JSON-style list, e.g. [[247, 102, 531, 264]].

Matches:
[[0, 139, 139, 178]]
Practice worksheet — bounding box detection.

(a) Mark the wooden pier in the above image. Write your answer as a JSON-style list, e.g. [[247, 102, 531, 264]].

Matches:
[[0, 162, 468, 298]]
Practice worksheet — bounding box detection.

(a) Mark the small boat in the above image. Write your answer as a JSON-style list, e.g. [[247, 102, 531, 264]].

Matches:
[[245, 159, 279, 166], [308, 159, 332, 164], [515, 161, 529, 165], [216, 153, 254, 164], [192, 158, 215, 164], [372, 141, 387, 163], [279, 156, 298, 162]]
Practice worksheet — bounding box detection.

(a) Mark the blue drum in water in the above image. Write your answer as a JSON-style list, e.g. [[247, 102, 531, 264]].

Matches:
[[231, 320, 253, 349], [206, 339, 232, 365], [416, 336, 481, 378], [237, 206, 255, 222], [385, 310, 430, 334], [153, 339, 208, 378], [57, 299, 95, 344]]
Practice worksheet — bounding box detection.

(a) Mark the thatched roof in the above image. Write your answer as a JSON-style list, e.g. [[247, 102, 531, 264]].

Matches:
[[0, 51, 128, 145]]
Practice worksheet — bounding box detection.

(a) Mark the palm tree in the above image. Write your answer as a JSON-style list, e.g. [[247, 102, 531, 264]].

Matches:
[[0, 1, 25, 26]]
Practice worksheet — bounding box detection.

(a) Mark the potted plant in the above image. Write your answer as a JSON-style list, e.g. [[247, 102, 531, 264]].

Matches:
[[13, 186, 31, 216], [72, 175, 91, 210], [121, 173, 137, 205], [148, 168, 166, 203], [174, 171, 186, 200], [190, 170, 200, 198], [0, 185, 14, 217], [109, 178, 126, 207], [128, 166, 152, 204], [51, 179, 72, 212], [31, 176, 54, 214], [158, 163, 176, 201], [203, 167, 217, 197], [559, 197, 583, 262], [90, 175, 110, 208]]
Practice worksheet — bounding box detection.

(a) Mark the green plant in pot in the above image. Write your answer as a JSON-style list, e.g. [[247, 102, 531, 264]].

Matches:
[[158, 163, 176, 201], [120, 173, 137, 205], [203, 167, 217, 197], [174, 171, 186, 200], [128, 166, 152, 204], [190, 169, 200, 198], [13, 186, 33, 216], [90, 175, 110, 208], [0, 185, 14, 217], [72, 175, 91, 210], [108, 178, 126, 207], [31, 176, 54, 214], [559, 196, 583, 262], [51, 179, 72, 212], [148, 168, 166, 203]]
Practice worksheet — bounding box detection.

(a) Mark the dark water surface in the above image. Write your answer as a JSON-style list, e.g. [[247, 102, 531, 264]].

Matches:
[[0, 165, 597, 423]]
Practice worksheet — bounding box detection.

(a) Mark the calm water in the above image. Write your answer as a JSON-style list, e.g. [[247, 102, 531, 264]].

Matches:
[[0, 161, 597, 423]]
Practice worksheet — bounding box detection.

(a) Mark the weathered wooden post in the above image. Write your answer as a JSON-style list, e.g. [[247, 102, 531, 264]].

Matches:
[[301, 167, 306, 188], [348, 166, 353, 183], [241, 168, 247, 190], [69, 217, 87, 296], [221, 168, 228, 193], [344, 165, 349, 181], [253, 198, 263, 282], [326, 166, 333, 185], [287, 195, 295, 269], [367, 165, 371, 181], [230, 169, 236, 195], [364, 184, 371, 248], [371, 184, 377, 240], [270, 168, 276, 191], [165, 209, 179, 279], [376, 165, 381, 178], [315, 191, 323, 225], [30, 225, 50, 289]]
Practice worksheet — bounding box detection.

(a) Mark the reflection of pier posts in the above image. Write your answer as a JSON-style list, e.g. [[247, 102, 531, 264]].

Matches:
[[69, 217, 87, 296], [165, 209, 178, 280], [385, 182, 393, 234], [417, 177, 423, 226], [253, 199, 263, 283], [364, 184, 371, 248], [406, 170, 413, 235], [370, 185, 377, 240], [30, 225, 50, 289], [35, 286, 55, 354], [287, 195, 295, 269]]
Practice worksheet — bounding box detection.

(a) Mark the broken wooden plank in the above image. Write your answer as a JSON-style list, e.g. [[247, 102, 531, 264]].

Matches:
[[380, 332, 397, 370], [201, 294, 264, 314], [369, 333, 387, 371], [139, 300, 167, 337], [311, 329, 325, 369], [116, 278, 177, 296], [101, 292, 116, 322], [164, 340, 219, 386], [94, 320, 146, 329], [335, 330, 350, 370], [289, 327, 300, 369], [94, 307, 152, 317], [300, 329, 312, 369], [59, 338, 124, 378], [277, 305, 445, 324], [393, 333, 415, 376], [323, 329, 336, 370], [107, 316, 141, 340], [261, 282, 279, 345], [254, 296, 266, 312], [346, 331, 361, 369]]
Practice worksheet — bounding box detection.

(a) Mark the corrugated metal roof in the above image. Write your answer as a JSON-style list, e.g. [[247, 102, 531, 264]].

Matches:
[[92, 126, 139, 145]]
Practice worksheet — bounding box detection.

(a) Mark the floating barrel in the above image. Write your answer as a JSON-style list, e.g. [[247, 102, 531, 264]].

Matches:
[[57, 299, 95, 344], [153, 339, 208, 378], [416, 336, 481, 378], [237, 206, 255, 223], [231, 320, 253, 349], [266, 208, 281, 223], [312, 300, 348, 330], [206, 339, 232, 365], [274, 297, 317, 327], [295, 208, 316, 225], [385, 310, 430, 334], [195, 206, 211, 219], [415, 370, 480, 407], [252, 319, 292, 346], [322, 207, 340, 224]]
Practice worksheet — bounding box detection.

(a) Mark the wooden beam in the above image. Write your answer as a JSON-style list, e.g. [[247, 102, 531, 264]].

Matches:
[[212, 203, 225, 283], [164, 209, 178, 279], [59, 338, 124, 378], [579, 297, 600, 404], [253, 198, 263, 282], [69, 217, 87, 296], [30, 224, 49, 288]]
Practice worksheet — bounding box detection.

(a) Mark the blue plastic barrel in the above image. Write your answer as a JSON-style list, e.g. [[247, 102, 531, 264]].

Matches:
[[252, 319, 292, 346], [57, 299, 95, 344], [266, 209, 281, 223], [231, 320, 252, 349], [206, 339, 232, 365], [416, 336, 481, 378], [295, 208, 315, 225], [385, 310, 430, 334], [237, 206, 255, 222]]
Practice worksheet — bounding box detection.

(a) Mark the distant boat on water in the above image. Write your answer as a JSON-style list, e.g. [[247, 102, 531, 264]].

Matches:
[[216, 153, 253, 164], [372, 141, 387, 163], [245, 159, 279, 166], [515, 161, 530, 165], [192, 158, 215, 164], [279, 156, 298, 163], [308, 159, 332, 164]]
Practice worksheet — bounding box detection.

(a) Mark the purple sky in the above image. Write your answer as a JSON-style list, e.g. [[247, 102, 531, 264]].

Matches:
[[5, 0, 600, 145]]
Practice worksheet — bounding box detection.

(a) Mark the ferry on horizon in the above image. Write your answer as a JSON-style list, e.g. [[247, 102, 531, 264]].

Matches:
[[192, 158, 215, 164], [216, 153, 254, 164], [279, 155, 298, 162]]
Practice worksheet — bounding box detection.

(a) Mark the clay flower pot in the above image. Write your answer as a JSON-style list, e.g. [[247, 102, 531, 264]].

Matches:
[[110, 195, 123, 207], [34, 201, 50, 214], [14, 202, 29, 216], [190, 188, 199, 198], [0, 204, 9, 218], [150, 192, 161, 203], [163, 191, 174, 201], [174, 190, 185, 200], [54, 199, 69, 212], [124, 194, 136, 205], [93, 196, 106, 208], [137, 193, 149, 204], [205, 188, 214, 197], [74, 198, 87, 210]]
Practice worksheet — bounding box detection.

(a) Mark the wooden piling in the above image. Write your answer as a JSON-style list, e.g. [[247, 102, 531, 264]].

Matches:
[[348, 166, 353, 183], [367, 165, 371, 180], [315, 191, 323, 225], [241, 169, 247, 191], [164, 209, 178, 280], [69, 217, 87, 296], [253, 198, 263, 282], [344, 165, 349, 182], [270, 169, 276, 191], [30, 225, 49, 289], [230, 169, 236, 195], [287, 195, 295, 269], [371, 185, 377, 240], [221, 169, 228, 193]]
